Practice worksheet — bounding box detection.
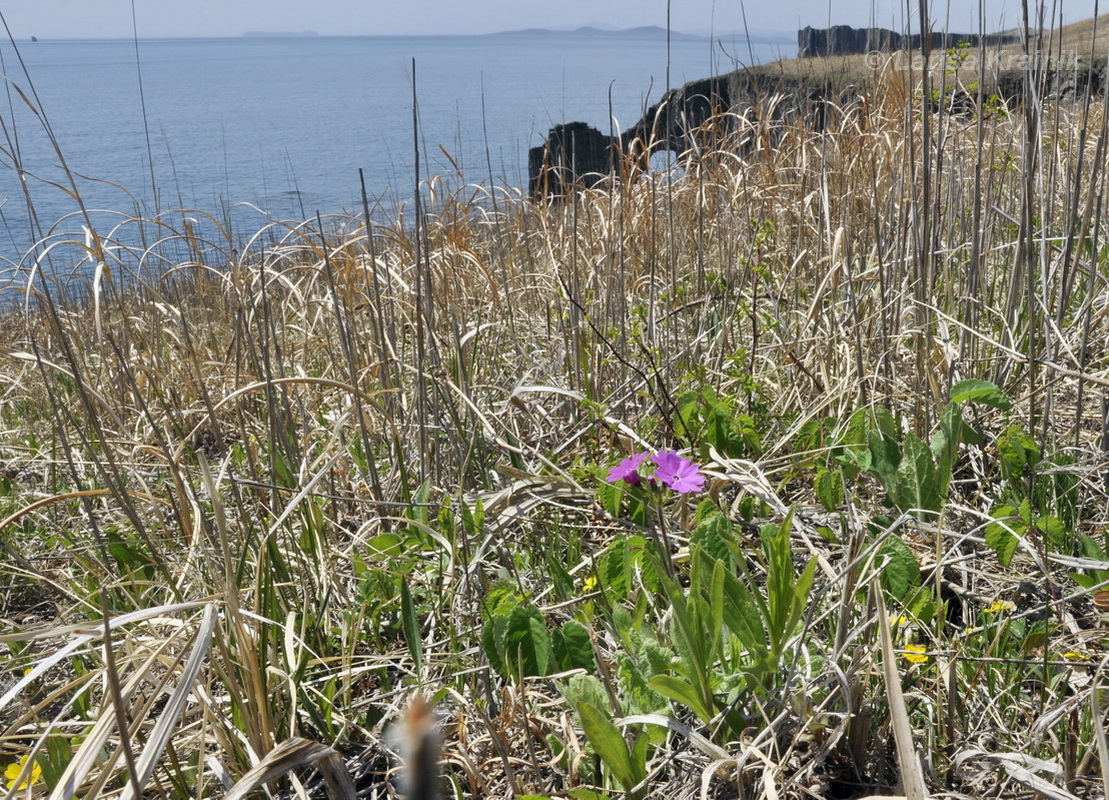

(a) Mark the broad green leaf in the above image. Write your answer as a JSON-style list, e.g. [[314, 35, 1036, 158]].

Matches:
[[997, 424, 1041, 483], [399, 581, 423, 674], [596, 480, 624, 518], [1070, 572, 1096, 590], [985, 506, 1022, 567], [872, 406, 899, 439], [691, 512, 737, 566], [814, 466, 844, 510], [562, 675, 608, 713], [648, 675, 714, 723], [788, 557, 818, 637], [409, 479, 433, 527], [553, 620, 596, 672], [763, 511, 797, 649], [599, 536, 632, 599], [892, 433, 940, 517], [577, 702, 637, 791], [630, 731, 649, 785], [836, 445, 871, 477], [482, 602, 515, 678], [503, 604, 552, 678], [949, 379, 1012, 410], [930, 402, 963, 499], [718, 566, 767, 654], [867, 428, 902, 491], [709, 559, 725, 646], [365, 533, 402, 557], [1036, 514, 1066, 548], [879, 535, 921, 599], [1078, 535, 1109, 559]]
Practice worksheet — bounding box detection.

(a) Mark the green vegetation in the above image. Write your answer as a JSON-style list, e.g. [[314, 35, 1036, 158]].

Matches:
[[6, 16, 1109, 800]]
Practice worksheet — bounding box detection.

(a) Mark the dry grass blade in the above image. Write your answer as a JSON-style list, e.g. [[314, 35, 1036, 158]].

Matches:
[[873, 578, 928, 800], [47, 626, 200, 800], [0, 601, 209, 719], [117, 604, 216, 800], [953, 750, 1081, 800], [222, 738, 355, 800], [616, 713, 730, 761]]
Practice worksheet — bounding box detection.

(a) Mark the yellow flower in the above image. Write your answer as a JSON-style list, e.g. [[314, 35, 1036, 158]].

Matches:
[[581, 575, 598, 593], [1062, 651, 1092, 661], [4, 755, 42, 790], [890, 615, 909, 627], [983, 599, 1015, 614], [902, 644, 928, 664]]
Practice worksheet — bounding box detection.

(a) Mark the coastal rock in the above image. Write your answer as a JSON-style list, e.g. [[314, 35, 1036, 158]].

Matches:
[[528, 71, 852, 198], [527, 25, 1095, 198], [527, 121, 617, 197]]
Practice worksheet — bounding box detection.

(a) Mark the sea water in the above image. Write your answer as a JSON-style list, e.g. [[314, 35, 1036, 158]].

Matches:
[[0, 31, 789, 275]]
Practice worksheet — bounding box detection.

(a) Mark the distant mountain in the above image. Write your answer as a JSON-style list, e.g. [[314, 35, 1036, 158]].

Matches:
[[490, 25, 706, 41], [687, 28, 794, 43]]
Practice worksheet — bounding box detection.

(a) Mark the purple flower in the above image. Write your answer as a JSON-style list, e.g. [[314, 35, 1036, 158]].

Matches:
[[651, 450, 705, 494], [606, 451, 650, 486]]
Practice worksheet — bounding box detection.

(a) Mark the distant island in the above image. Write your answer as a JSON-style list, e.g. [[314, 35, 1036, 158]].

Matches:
[[242, 31, 320, 38], [489, 26, 706, 41]]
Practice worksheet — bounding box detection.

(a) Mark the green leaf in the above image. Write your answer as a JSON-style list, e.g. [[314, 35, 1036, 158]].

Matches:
[[41, 734, 72, 789], [718, 566, 767, 654], [599, 536, 632, 599], [553, 620, 596, 672], [997, 424, 1040, 484], [366, 532, 402, 557], [709, 559, 725, 646], [503, 604, 552, 678], [568, 790, 611, 800], [879, 535, 921, 599], [1078, 533, 1109, 558], [648, 675, 715, 723], [814, 466, 844, 511], [596, 480, 624, 519], [867, 428, 902, 492], [630, 731, 649, 786], [400, 581, 423, 674], [577, 702, 638, 791], [985, 505, 1022, 567], [1071, 572, 1096, 590], [691, 512, 737, 566], [950, 379, 1012, 410], [482, 602, 515, 678], [1036, 514, 1066, 548], [546, 550, 575, 599], [892, 433, 940, 517], [930, 402, 963, 499]]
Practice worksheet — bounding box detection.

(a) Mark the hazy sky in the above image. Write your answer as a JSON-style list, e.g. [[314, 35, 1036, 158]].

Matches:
[[0, 1, 1102, 39]]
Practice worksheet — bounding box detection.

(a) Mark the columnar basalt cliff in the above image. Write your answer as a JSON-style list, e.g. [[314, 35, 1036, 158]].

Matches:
[[527, 25, 1101, 198], [797, 25, 1018, 57]]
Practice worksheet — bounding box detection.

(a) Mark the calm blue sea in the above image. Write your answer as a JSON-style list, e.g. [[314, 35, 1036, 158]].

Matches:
[[0, 32, 790, 270]]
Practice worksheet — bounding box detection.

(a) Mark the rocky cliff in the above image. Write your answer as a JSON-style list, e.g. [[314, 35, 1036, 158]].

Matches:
[[797, 25, 1017, 58]]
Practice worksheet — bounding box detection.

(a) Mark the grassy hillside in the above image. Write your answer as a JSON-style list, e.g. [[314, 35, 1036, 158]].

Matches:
[[4, 15, 1109, 800]]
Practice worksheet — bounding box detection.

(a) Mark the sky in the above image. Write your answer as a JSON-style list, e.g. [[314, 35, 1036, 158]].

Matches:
[[0, 1, 1103, 40]]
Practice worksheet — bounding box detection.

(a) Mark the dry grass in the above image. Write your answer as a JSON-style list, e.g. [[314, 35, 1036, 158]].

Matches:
[[2, 16, 1109, 800]]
